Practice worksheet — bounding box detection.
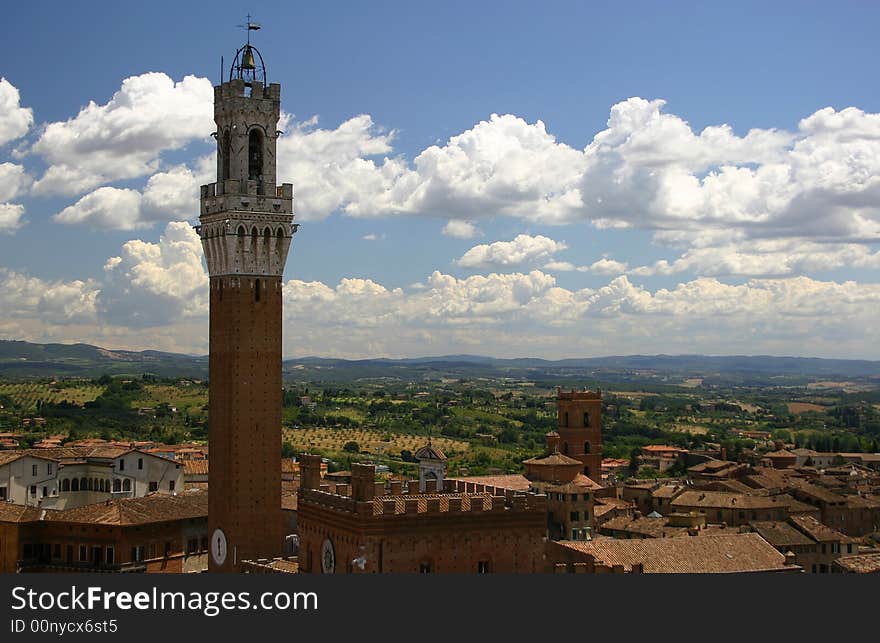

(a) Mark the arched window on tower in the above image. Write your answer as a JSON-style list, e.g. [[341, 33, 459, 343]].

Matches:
[[564, 412, 569, 427], [583, 412, 591, 428], [584, 441, 591, 454], [248, 128, 263, 181]]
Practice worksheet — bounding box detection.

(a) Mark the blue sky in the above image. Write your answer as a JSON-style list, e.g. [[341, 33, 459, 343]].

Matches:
[[1, 1, 879, 359]]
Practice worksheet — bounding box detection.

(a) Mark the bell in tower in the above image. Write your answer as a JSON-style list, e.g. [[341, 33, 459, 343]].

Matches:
[[196, 21, 298, 573]]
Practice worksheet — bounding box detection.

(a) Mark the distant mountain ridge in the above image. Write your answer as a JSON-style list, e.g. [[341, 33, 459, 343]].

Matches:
[[1, 340, 879, 381]]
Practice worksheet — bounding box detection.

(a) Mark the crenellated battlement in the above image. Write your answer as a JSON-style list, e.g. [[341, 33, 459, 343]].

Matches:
[[298, 465, 547, 520], [558, 388, 602, 401]]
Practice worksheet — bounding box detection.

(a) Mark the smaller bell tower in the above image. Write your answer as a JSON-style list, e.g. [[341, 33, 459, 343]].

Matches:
[[198, 22, 297, 572]]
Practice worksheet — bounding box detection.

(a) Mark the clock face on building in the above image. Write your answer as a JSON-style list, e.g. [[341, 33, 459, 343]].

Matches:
[[211, 528, 228, 566], [321, 538, 335, 574]]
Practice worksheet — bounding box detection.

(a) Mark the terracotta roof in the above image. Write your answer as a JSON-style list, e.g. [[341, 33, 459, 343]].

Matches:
[[536, 473, 603, 492], [641, 445, 685, 453], [183, 460, 209, 475], [414, 443, 447, 461], [789, 515, 850, 543], [790, 480, 846, 504], [45, 490, 207, 526], [652, 484, 686, 499], [671, 490, 787, 510], [698, 479, 755, 494], [601, 515, 689, 539], [749, 521, 814, 547], [452, 474, 531, 492], [523, 452, 582, 466], [765, 450, 797, 458], [558, 533, 793, 573], [834, 553, 880, 573], [0, 503, 44, 523]]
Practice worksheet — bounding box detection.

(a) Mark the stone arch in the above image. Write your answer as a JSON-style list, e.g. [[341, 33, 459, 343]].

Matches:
[[61, 479, 70, 492], [113, 479, 121, 493], [123, 479, 132, 492], [237, 225, 246, 237], [71, 479, 79, 492], [583, 412, 591, 428]]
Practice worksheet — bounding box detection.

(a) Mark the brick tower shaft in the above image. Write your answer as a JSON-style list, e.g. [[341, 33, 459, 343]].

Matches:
[[197, 45, 297, 571], [556, 389, 603, 479]]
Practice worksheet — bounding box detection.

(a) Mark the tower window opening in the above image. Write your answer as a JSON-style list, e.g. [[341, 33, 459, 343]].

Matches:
[[248, 128, 263, 181], [255, 279, 261, 302], [564, 412, 569, 427], [237, 226, 245, 237], [584, 441, 591, 454], [562, 442, 569, 455], [583, 412, 591, 428]]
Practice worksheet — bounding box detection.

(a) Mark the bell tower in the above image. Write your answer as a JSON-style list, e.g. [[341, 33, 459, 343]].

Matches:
[[556, 388, 603, 480], [197, 24, 298, 572]]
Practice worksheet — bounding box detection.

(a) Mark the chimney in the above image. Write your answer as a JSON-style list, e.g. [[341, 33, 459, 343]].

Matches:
[[300, 454, 323, 491], [351, 463, 377, 501]]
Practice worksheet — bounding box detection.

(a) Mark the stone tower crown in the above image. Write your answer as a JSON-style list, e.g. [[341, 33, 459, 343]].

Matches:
[[196, 73, 297, 277]]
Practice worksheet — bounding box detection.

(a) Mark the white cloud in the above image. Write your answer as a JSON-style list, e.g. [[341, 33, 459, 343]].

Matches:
[[31, 73, 213, 196], [53, 165, 201, 230], [0, 204, 25, 234], [0, 79, 33, 146], [0, 268, 97, 324], [275, 113, 395, 221], [456, 234, 567, 269], [345, 113, 584, 223], [630, 241, 880, 277], [98, 221, 207, 327], [362, 233, 385, 241], [543, 261, 577, 272], [442, 219, 480, 238], [0, 162, 30, 202], [581, 258, 629, 276]]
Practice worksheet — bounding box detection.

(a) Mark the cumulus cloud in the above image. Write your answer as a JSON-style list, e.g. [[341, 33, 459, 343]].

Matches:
[[98, 221, 207, 326], [582, 258, 629, 276], [0, 267, 97, 324], [277, 271, 880, 358], [0, 204, 25, 234], [345, 113, 584, 223], [53, 165, 202, 230], [31, 73, 213, 196], [0, 79, 33, 146], [543, 261, 577, 272], [442, 219, 480, 239], [456, 234, 567, 269], [275, 113, 395, 221]]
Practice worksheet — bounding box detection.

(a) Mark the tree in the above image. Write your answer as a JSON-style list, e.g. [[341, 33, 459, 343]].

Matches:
[[343, 441, 360, 453]]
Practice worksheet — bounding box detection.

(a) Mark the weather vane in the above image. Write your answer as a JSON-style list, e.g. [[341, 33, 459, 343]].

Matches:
[[238, 14, 262, 45], [227, 14, 266, 86]]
